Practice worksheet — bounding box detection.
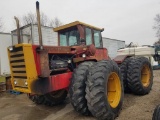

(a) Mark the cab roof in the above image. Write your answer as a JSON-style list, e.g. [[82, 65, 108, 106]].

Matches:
[[53, 21, 104, 32]]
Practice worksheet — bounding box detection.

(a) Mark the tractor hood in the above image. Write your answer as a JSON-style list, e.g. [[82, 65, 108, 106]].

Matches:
[[41, 44, 96, 55]]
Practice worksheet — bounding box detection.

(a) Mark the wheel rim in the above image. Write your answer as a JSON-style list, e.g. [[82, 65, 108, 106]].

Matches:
[[107, 72, 121, 108], [141, 64, 151, 87]]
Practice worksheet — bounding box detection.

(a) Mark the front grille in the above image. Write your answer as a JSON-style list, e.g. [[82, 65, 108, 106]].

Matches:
[[8, 44, 38, 93], [9, 46, 27, 79]]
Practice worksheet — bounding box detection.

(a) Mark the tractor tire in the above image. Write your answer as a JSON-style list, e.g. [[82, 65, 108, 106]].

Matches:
[[119, 57, 132, 93], [152, 105, 160, 120], [86, 60, 124, 120], [43, 89, 67, 106], [127, 57, 153, 95], [69, 61, 95, 115], [27, 94, 44, 104]]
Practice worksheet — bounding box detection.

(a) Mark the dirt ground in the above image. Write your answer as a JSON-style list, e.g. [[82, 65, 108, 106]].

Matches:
[[0, 70, 160, 120]]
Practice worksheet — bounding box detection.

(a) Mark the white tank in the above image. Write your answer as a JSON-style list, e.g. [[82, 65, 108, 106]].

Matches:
[[117, 46, 155, 56], [117, 46, 156, 66]]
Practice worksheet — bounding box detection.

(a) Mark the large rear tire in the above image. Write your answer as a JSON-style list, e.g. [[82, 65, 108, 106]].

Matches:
[[152, 105, 160, 120], [119, 57, 132, 93], [127, 57, 153, 95], [69, 61, 94, 115], [27, 94, 44, 104], [43, 89, 67, 106], [86, 60, 124, 120]]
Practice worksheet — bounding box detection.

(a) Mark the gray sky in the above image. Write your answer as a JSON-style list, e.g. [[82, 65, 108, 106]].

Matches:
[[0, 0, 160, 45]]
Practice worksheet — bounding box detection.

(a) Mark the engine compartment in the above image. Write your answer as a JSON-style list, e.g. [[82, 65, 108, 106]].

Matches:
[[49, 54, 75, 75]]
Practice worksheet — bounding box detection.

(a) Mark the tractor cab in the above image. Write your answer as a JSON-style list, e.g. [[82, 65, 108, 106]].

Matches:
[[54, 21, 104, 48]]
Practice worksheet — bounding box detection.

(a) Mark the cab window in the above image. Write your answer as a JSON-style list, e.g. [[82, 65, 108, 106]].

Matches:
[[59, 28, 80, 46], [93, 30, 101, 48], [68, 30, 79, 46], [60, 34, 67, 46], [85, 28, 92, 45]]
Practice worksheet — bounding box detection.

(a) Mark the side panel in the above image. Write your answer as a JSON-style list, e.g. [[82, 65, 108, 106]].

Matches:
[[23, 45, 38, 79], [31, 72, 72, 94]]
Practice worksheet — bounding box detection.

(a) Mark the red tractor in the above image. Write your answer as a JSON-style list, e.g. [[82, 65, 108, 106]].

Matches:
[[8, 2, 153, 120]]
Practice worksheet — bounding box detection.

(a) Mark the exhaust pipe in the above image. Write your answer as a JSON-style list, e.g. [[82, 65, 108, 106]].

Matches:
[[14, 16, 21, 44], [36, 1, 43, 50]]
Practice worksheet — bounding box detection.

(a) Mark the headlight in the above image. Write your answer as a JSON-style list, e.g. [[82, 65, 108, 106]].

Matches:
[[8, 46, 13, 51], [68, 60, 71, 63], [14, 80, 17, 85], [25, 81, 28, 86], [82, 54, 86, 58]]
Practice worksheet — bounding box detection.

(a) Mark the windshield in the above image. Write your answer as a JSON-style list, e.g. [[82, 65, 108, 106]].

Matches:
[[59, 28, 80, 46]]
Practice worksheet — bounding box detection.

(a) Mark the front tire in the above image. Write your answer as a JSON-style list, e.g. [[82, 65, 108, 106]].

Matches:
[[86, 60, 124, 120], [69, 61, 94, 115]]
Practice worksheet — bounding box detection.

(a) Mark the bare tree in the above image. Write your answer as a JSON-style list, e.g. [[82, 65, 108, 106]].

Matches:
[[20, 11, 62, 27], [49, 17, 63, 28], [154, 38, 160, 45], [22, 12, 36, 26], [40, 12, 49, 26], [153, 14, 160, 39]]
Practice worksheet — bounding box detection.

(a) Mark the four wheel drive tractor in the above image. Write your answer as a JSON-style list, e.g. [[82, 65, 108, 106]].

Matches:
[[7, 2, 153, 120]]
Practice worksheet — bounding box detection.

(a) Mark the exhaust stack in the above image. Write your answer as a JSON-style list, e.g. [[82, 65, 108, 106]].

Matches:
[[36, 1, 43, 49], [14, 16, 21, 44]]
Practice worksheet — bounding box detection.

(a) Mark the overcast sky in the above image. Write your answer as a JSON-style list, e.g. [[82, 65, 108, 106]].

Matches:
[[0, 0, 160, 45]]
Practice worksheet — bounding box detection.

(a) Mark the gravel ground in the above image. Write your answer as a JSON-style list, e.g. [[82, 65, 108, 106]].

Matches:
[[0, 70, 160, 120]]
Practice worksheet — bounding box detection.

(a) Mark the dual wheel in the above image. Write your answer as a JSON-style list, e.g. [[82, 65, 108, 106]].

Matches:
[[69, 60, 123, 119], [120, 57, 153, 95]]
